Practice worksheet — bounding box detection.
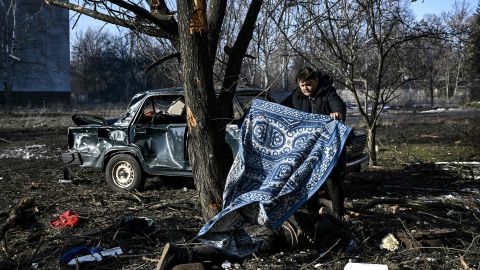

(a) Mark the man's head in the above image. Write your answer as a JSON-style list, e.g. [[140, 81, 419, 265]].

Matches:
[[296, 67, 318, 96]]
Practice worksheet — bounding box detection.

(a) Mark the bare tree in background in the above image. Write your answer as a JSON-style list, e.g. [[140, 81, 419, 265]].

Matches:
[[284, 0, 441, 165], [442, 0, 472, 102], [46, 0, 263, 220], [0, 0, 36, 107], [466, 1, 480, 79], [70, 29, 176, 103], [407, 14, 448, 108]]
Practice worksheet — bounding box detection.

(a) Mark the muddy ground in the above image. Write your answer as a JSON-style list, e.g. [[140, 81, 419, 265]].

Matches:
[[0, 107, 479, 270]]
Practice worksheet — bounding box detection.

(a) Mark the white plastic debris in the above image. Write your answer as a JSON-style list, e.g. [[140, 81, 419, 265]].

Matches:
[[447, 210, 455, 216], [380, 233, 399, 251], [344, 262, 388, 270], [67, 247, 123, 266], [182, 187, 188, 192], [58, 179, 72, 184], [221, 260, 232, 269]]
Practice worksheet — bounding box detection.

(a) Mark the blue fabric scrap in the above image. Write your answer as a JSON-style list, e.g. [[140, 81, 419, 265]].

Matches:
[[59, 246, 103, 264]]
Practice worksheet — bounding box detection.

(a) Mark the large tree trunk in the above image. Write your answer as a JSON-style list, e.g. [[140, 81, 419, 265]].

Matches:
[[177, 0, 232, 221]]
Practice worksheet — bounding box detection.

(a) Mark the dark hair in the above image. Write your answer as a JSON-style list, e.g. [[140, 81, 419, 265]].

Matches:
[[296, 67, 318, 82]]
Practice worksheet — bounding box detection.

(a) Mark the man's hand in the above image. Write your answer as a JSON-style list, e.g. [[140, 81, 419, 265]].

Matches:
[[330, 112, 343, 120]]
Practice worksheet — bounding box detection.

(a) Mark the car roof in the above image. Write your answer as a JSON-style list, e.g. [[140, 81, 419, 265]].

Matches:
[[132, 87, 267, 99]]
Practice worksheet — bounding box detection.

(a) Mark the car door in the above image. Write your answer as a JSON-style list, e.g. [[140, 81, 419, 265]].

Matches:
[[131, 95, 188, 173]]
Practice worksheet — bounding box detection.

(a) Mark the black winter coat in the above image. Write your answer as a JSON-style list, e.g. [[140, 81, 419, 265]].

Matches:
[[281, 74, 346, 121]]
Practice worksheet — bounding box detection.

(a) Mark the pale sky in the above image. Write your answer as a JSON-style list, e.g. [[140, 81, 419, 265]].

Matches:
[[69, 0, 478, 44], [410, 0, 477, 17]]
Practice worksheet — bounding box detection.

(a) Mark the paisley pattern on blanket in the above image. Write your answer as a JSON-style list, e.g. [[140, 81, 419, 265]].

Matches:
[[197, 99, 352, 257]]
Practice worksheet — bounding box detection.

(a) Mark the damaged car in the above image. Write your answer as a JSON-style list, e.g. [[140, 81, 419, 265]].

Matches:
[[62, 88, 369, 192]]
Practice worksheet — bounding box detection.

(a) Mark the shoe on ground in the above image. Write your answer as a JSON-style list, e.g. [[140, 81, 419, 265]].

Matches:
[[156, 243, 192, 270], [172, 262, 205, 270]]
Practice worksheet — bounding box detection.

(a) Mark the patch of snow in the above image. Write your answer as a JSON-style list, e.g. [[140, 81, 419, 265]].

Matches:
[[0, 144, 54, 160], [443, 194, 457, 200], [419, 107, 463, 113], [461, 188, 479, 194]]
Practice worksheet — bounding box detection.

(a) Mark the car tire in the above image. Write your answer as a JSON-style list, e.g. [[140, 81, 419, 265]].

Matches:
[[105, 154, 145, 192]]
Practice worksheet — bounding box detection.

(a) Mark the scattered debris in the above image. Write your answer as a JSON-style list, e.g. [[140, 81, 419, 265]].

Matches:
[[0, 197, 36, 240], [344, 262, 388, 270], [221, 260, 232, 269], [67, 247, 123, 266], [380, 233, 399, 251], [29, 182, 40, 189], [58, 179, 72, 184], [435, 161, 480, 180], [118, 216, 156, 236], [172, 262, 205, 270], [0, 111, 478, 269], [49, 210, 80, 228], [459, 255, 475, 270], [396, 228, 456, 248], [59, 246, 103, 264]]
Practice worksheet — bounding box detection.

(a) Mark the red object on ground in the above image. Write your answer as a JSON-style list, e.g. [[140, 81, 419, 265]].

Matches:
[[50, 210, 80, 228]]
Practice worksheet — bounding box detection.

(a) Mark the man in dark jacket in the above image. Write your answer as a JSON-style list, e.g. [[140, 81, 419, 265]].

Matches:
[[281, 67, 347, 219]]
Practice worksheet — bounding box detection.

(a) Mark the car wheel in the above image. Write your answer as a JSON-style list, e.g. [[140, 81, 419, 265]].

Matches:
[[105, 154, 144, 192]]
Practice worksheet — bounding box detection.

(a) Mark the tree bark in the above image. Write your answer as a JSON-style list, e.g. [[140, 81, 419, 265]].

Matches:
[[177, 0, 232, 221]]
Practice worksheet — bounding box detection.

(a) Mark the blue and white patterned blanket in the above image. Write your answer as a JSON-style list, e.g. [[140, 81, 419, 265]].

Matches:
[[197, 99, 352, 257]]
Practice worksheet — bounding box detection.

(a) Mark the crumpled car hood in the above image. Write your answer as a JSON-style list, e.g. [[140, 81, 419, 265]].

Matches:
[[72, 115, 108, 126]]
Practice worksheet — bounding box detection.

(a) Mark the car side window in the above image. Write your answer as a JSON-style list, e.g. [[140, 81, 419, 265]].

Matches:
[[165, 97, 185, 116], [151, 96, 186, 124], [136, 98, 155, 124], [143, 99, 155, 116]]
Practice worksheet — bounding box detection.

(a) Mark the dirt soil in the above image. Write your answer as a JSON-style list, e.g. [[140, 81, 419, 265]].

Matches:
[[0, 108, 479, 270]]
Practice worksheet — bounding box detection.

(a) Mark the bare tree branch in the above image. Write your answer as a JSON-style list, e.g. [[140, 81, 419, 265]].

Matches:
[[144, 52, 180, 72], [207, 0, 227, 65], [217, 0, 263, 118]]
